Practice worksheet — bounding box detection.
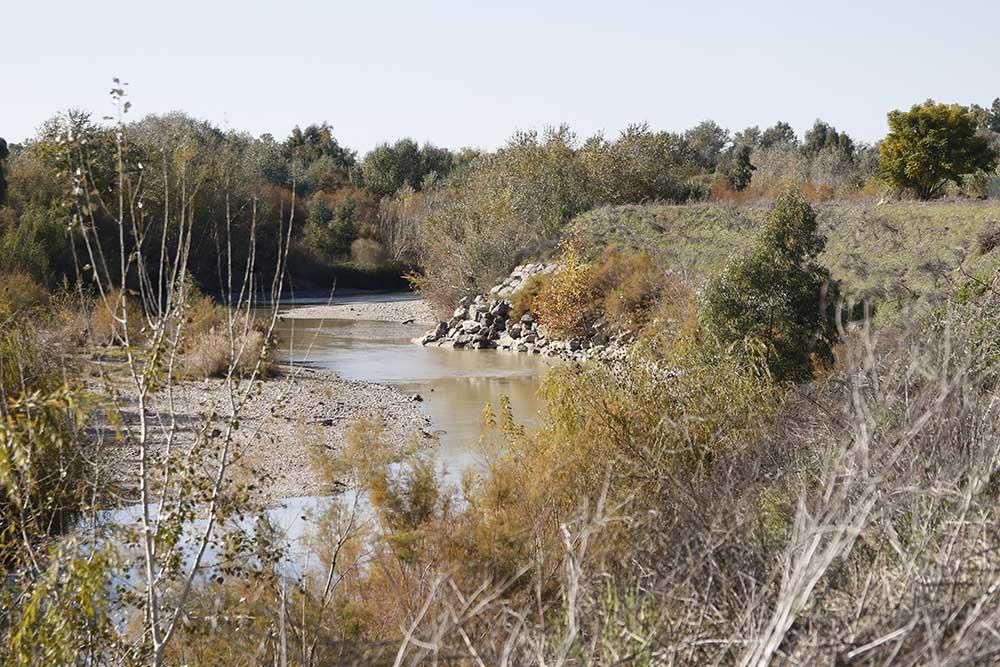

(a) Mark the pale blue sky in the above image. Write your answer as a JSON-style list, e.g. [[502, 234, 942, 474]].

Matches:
[[5, 0, 999, 152]]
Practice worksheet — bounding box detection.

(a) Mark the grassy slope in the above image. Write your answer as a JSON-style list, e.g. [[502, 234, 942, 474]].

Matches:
[[571, 199, 1000, 320]]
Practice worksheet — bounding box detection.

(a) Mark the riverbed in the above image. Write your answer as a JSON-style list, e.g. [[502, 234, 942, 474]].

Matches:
[[97, 292, 551, 577], [273, 296, 551, 478]]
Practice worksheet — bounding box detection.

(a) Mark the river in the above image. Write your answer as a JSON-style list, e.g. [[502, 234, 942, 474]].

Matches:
[[96, 292, 551, 577], [270, 307, 550, 478]]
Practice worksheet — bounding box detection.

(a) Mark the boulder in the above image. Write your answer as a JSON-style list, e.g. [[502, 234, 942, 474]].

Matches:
[[509, 324, 522, 339], [461, 320, 482, 334], [489, 300, 510, 317]]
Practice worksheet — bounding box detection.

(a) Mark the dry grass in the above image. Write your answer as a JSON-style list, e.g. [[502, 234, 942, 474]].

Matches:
[[0, 272, 49, 320], [180, 327, 267, 379], [86, 289, 146, 347]]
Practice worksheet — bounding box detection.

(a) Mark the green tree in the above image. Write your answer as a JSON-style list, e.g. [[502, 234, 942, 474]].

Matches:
[[718, 142, 756, 191], [879, 101, 997, 199], [303, 195, 358, 259], [0, 137, 9, 206], [802, 120, 855, 158], [684, 120, 729, 170], [281, 123, 356, 193], [361, 139, 454, 198], [701, 193, 839, 382], [988, 98, 1000, 134], [760, 122, 798, 150]]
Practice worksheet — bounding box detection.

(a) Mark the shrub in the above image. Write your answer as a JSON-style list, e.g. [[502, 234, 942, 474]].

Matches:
[[0, 272, 49, 320], [509, 272, 551, 321], [0, 386, 92, 564], [591, 247, 673, 332], [700, 192, 840, 382], [180, 327, 267, 380], [349, 237, 386, 270], [533, 244, 596, 338], [530, 245, 678, 338], [87, 289, 146, 347]]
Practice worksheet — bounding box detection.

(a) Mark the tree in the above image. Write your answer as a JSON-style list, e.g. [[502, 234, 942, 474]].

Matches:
[[700, 193, 839, 382], [0, 137, 8, 206], [802, 120, 855, 158], [760, 122, 798, 150], [718, 142, 756, 191], [879, 101, 997, 199], [281, 122, 356, 193], [988, 98, 1000, 134], [684, 120, 729, 170], [303, 193, 359, 259], [361, 139, 454, 198]]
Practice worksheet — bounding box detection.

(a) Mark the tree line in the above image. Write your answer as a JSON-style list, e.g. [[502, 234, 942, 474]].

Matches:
[[1, 98, 998, 299]]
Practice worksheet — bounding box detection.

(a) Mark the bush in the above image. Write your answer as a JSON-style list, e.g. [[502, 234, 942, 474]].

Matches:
[[509, 272, 551, 322], [0, 272, 49, 320], [349, 238, 386, 270], [530, 244, 678, 338], [700, 192, 840, 382], [0, 386, 91, 566], [180, 327, 267, 380], [86, 289, 146, 347], [590, 247, 673, 332], [533, 244, 596, 338]]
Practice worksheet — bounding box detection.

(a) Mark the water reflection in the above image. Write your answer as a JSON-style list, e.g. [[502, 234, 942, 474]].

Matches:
[[95, 299, 552, 575], [271, 316, 551, 479]]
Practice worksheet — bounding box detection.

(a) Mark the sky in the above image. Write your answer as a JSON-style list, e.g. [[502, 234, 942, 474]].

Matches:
[[4, 0, 999, 153]]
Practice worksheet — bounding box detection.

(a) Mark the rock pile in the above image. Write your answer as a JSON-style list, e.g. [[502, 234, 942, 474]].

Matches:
[[489, 262, 557, 298], [416, 263, 632, 361]]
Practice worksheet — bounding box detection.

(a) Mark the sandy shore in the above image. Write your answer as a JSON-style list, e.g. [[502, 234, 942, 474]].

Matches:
[[107, 366, 429, 504], [283, 295, 437, 325]]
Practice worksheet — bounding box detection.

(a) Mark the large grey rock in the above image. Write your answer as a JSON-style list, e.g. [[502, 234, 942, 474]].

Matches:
[[461, 320, 482, 334], [489, 300, 510, 317]]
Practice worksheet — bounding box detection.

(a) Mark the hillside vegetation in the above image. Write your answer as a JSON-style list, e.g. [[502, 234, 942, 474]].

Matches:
[[571, 199, 1000, 318]]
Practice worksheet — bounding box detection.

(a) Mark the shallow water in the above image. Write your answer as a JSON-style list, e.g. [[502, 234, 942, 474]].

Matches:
[[271, 307, 551, 478], [98, 293, 550, 574]]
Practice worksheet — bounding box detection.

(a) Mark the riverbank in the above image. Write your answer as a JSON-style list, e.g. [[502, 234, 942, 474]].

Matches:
[[107, 366, 429, 504], [282, 293, 436, 325]]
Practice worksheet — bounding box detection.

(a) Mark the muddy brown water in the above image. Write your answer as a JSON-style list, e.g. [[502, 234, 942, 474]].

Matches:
[[97, 294, 550, 576], [271, 305, 551, 478]]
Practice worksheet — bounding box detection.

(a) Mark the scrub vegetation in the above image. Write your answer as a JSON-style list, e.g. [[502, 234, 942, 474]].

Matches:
[[4, 89, 1000, 664]]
